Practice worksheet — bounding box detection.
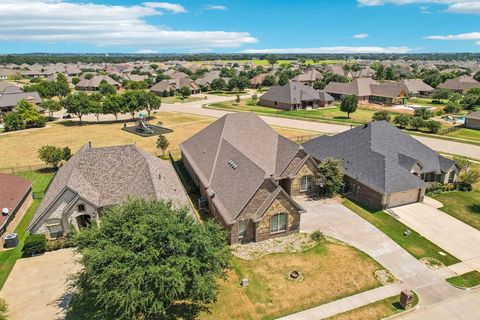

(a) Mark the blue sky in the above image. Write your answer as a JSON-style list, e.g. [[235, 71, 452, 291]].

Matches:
[[0, 0, 479, 53]]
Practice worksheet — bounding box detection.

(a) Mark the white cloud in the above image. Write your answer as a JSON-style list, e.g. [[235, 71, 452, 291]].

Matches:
[[143, 2, 186, 13], [358, 0, 480, 14], [205, 5, 227, 11], [243, 46, 412, 54], [0, 0, 257, 49], [425, 32, 480, 40], [136, 49, 159, 54], [352, 33, 369, 39]]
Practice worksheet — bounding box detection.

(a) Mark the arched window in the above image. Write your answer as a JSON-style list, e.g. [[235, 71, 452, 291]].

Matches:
[[300, 175, 313, 192], [270, 213, 287, 234]]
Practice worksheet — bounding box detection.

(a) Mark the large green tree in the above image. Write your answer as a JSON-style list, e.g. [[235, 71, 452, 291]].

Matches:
[[37, 145, 71, 169], [317, 158, 344, 197], [340, 95, 358, 118], [64, 92, 93, 124], [56, 73, 71, 99], [103, 94, 124, 121], [69, 199, 230, 320]]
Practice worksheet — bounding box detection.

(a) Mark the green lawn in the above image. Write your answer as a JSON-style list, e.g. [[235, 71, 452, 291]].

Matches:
[[343, 199, 460, 266], [445, 128, 480, 142], [432, 191, 480, 231], [408, 97, 447, 108], [208, 99, 379, 125], [0, 169, 54, 289], [161, 96, 203, 104], [447, 271, 480, 288], [207, 90, 247, 96]]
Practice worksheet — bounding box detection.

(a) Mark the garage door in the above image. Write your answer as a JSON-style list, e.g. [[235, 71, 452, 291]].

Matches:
[[388, 189, 421, 208]]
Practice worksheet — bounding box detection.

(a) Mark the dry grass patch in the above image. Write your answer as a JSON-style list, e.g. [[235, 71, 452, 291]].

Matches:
[[0, 112, 315, 169], [215, 242, 382, 320], [326, 295, 406, 320]]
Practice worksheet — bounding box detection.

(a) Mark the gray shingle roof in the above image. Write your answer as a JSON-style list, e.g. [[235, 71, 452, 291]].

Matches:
[[399, 79, 434, 94], [28, 144, 191, 230], [260, 81, 320, 104], [438, 75, 480, 91], [75, 75, 120, 89], [0, 91, 42, 109], [180, 113, 302, 223], [303, 121, 455, 194], [466, 111, 480, 120]]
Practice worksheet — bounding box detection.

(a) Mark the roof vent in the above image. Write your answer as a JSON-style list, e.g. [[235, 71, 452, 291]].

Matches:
[[363, 123, 368, 128], [2, 208, 9, 216], [227, 160, 238, 170]]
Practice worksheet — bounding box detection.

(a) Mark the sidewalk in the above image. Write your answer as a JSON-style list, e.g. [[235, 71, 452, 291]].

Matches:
[[278, 283, 403, 320]]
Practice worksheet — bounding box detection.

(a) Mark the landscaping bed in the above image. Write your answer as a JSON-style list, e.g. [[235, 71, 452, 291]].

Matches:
[[342, 199, 460, 266]]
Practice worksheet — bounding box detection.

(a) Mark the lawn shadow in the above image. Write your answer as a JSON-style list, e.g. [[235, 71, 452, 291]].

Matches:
[[467, 204, 480, 215], [57, 118, 136, 127]]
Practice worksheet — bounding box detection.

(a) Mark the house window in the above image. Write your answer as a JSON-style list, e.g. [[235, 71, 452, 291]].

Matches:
[[300, 175, 313, 192], [238, 220, 247, 238], [46, 218, 63, 238], [77, 204, 85, 212], [270, 213, 287, 234], [448, 171, 456, 183]]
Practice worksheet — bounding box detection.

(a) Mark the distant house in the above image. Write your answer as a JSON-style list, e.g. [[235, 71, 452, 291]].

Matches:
[[438, 75, 480, 94], [292, 68, 323, 86], [28, 144, 192, 239], [150, 78, 200, 96], [180, 113, 320, 244], [0, 81, 22, 96], [0, 91, 43, 115], [324, 78, 406, 105], [0, 174, 32, 237], [194, 71, 222, 90], [75, 75, 121, 91], [250, 73, 267, 89], [303, 121, 458, 209], [465, 111, 480, 130], [398, 79, 434, 97], [259, 81, 333, 110]]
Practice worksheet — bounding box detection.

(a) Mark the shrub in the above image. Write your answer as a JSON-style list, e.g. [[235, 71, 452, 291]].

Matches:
[[310, 230, 324, 242], [425, 120, 442, 133], [457, 182, 473, 192], [23, 233, 47, 257], [372, 110, 391, 122], [3, 112, 25, 131], [394, 114, 411, 128], [0, 298, 7, 320], [46, 236, 75, 251], [427, 182, 444, 195]]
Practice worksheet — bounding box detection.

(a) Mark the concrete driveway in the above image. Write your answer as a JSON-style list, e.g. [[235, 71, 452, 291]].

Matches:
[[299, 199, 449, 290], [391, 201, 480, 272], [0, 248, 80, 320]]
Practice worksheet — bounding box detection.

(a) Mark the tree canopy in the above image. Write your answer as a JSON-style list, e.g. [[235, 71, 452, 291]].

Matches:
[[69, 199, 230, 320], [340, 95, 358, 118]]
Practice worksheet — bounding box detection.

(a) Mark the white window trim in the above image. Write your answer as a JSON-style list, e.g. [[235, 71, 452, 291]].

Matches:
[[238, 220, 247, 239], [300, 175, 313, 192], [270, 213, 287, 234]]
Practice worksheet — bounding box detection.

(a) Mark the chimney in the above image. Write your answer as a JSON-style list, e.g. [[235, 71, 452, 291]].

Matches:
[[88, 141, 92, 148]]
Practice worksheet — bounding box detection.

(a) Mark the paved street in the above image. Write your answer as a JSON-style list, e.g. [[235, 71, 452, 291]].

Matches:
[[160, 94, 480, 159], [392, 201, 480, 273]]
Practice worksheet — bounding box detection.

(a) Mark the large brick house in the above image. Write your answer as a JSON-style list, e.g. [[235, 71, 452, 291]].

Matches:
[[28, 144, 192, 239], [303, 121, 458, 209], [180, 113, 319, 243]]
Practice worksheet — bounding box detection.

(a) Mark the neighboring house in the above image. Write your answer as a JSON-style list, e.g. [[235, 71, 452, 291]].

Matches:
[[0, 68, 17, 80], [150, 78, 200, 96], [180, 113, 320, 244], [0, 174, 32, 236], [351, 66, 376, 79], [0, 91, 43, 114], [292, 68, 323, 86], [27, 144, 192, 239], [465, 111, 480, 130], [303, 121, 458, 209], [259, 81, 332, 110], [438, 75, 480, 94], [194, 71, 222, 89], [75, 75, 121, 91], [250, 73, 267, 88], [398, 79, 435, 97], [324, 78, 406, 105], [0, 81, 21, 96]]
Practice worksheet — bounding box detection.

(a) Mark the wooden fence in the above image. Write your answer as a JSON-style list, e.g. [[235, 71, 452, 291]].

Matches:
[[0, 164, 47, 174]]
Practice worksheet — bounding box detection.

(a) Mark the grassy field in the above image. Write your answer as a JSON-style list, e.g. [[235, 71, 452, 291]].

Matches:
[[199, 242, 382, 320], [432, 191, 480, 231], [446, 271, 480, 288], [208, 99, 379, 125], [445, 128, 480, 142], [0, 170, 54, 289], [408, 97, 447, 108], [0, 112, 314, 169], [161, 96, 204, 104], [343, 199, 460, 266], [326, 293, 418, 320]]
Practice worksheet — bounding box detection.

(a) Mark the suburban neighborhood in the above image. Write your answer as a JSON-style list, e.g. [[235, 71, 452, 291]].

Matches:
[[1, 0, 480, 320]]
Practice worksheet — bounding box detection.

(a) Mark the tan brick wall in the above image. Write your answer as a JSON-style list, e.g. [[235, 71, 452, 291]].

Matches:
[[255, 193, 300, 242], [290, 161, 318, 197]]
